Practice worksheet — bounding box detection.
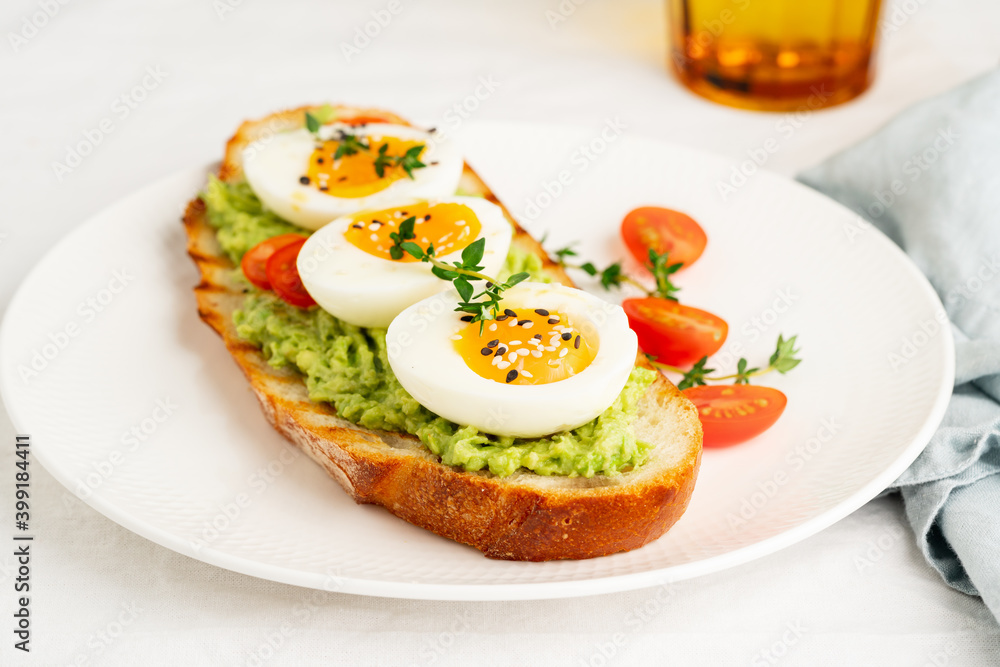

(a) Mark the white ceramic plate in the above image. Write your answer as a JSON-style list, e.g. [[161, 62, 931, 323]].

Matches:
[[0, 122, 953, 600]]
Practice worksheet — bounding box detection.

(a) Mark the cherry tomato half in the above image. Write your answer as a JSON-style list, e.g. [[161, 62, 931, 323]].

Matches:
[[265, 238, 316, 308], [623, 297, 727, 367], [682, 385, 787, 448], [241, 234, 309, 291], [621, 207, 707, 272]]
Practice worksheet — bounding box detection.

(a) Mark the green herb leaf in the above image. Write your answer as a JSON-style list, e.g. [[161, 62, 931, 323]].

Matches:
[[599, 263, 625, 290], [333, 132, 370, 160], [769, 334, 802, 374], [504, 272, 530, 289], [461, 237, 486, 269], [647, 248, 682, 301], [454, 277, 474, 302], [579, 262, 598, 276], [397, 145, 427, 179], [305, 112, 320, 134], [678, 356, 714, 390], [733, 358, 760, 385], [400, 241, 425, 260]]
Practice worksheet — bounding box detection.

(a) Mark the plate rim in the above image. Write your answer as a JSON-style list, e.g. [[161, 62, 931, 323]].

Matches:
[[0, 131, 955, 601]]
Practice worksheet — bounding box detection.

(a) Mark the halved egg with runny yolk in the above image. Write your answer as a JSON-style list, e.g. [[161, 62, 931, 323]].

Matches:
[[304, 134, 425, 199], [243, 122, 464, 231], [387, 282, 639, 438], [297, 197, 512, 329], [453, 307, 597, 385]]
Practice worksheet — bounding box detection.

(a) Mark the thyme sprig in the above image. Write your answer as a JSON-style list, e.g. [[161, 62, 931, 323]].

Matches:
[[390, 217, 529, 331], [550, 244, 681, 301], [649, 335, 803, 389]]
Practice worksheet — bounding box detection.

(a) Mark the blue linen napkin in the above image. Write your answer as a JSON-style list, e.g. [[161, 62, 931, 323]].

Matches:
[[797, 68, 1000, 623]]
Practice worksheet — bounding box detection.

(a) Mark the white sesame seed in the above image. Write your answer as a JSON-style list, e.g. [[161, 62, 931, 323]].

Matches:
[[545, 345, 556, 352], [492, 355, 501, 366], [368, 223, 380, 231], [531, 350, 543, 358], [489, 323, 497, 332], [450, 334, 462, 341], [517, 349, 529, 357], [559, 348, 568, 358], [370, 233, 378, 241], [498, 360, 511, 370], [508, 319, 518, 327], [522, 321, 534, 329], [508, 340, 522, 346], [508, 352, 517, 363], [521, 370, 533, 378]]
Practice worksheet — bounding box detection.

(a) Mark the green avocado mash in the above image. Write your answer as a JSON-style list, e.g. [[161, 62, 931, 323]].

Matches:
[[204, 176, 655, 477]]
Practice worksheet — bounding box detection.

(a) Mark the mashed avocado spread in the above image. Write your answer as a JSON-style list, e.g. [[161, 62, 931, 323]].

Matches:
[[203, 176, 655, 477]]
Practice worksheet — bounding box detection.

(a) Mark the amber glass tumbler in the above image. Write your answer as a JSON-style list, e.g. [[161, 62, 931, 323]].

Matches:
[[667, 0, 883, 111]]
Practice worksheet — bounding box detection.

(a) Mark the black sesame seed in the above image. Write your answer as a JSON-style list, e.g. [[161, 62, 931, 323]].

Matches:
[[548, 317, 559, 324], [504, 309, 517, 318], [338, 176, 348, 181], [460, 315, 474, 322], [505, 369, 518, 383], [534, 308, 549, 316], [574, 335, 581, 349], [316, 158, 324, 164], [487, 339, 499, 348], [299, 176, 310, 185], [495, 346, 507, 356], [517, 319, 531, 326], [424, 215, 431, 221], [496, 315, 509, 321], [561, 332, 572, 341], [320, 186, 329, 191], [480, 347, 492, 356], [401, 211, 408, 215], [352, 223, 364, 229], [428, 127, 437, 133], [429, 161, 439, 166], [533, 334, 542, 340]]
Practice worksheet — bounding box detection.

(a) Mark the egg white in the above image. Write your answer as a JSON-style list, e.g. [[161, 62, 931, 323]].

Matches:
[[242, 123, 464, 231], [297, 197, 512, 329], [386, 282, 638, 438]]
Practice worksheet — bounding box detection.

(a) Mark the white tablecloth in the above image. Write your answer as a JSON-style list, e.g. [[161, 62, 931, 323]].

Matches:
[[2, 0, 999, 664]]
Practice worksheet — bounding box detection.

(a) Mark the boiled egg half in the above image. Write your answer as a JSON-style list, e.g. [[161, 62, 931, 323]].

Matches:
[[243, 123, 463, 230], [386, 282, 638, 438], [297, 197, 512, 328]]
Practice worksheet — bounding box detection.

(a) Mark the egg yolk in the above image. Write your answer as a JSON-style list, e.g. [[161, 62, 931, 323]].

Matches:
[[304, 134, 425, 198], [453, 308, 597, 385], [344, 202, 481, 262]]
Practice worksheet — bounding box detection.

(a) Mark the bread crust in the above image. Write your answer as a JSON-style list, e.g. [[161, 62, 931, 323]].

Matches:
[[184, 105, 702, 560]]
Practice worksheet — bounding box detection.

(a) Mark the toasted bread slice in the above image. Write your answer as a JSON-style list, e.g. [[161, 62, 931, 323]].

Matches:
[[183, 105, 702, 561]]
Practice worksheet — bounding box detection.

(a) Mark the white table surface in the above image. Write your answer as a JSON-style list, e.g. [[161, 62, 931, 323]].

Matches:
[[2, 0, 999, 664]]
